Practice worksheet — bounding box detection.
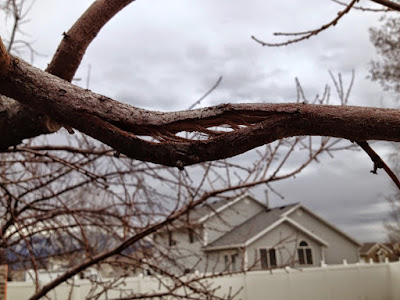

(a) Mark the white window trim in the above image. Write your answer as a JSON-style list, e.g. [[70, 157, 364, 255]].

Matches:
[[259, 247, 278, 269], [223, 252, 239, 272], [297, 241, 314, 265]]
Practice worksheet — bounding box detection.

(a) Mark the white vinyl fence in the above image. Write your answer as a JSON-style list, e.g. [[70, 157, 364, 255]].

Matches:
[[8, 261, 400, 300]]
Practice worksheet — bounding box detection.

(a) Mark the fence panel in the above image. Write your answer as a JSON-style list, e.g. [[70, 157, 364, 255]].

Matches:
[[7, 261, 400, 300]]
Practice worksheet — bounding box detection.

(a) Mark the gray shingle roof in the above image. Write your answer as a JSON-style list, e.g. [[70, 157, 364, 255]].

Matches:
[[187, 194, 266, 222], [204, 203, 298, 249], [187, 198, 231, 222]]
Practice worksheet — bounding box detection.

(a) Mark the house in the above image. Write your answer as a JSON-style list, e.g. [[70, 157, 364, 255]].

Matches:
[[360, 242, 399, 263], [153, 194, 361, 274]]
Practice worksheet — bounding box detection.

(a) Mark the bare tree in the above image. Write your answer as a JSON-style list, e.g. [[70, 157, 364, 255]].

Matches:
[[369, 15, 400, 93], [1, 133, 348, 299]]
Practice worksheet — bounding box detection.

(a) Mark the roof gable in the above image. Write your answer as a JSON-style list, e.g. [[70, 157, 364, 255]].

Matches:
[[193, 193, 267, 224], [189, 197, 359, 252], [203, 203, 310, 251], [203, 202, 364, 251], [360, 242, 393, 255], [286, 205, 361, 246]]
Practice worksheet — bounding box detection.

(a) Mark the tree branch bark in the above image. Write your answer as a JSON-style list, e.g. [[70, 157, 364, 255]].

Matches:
[[2, 56, 400, 168], [46, 0, 136, 81], [0, 0, 136, 148], [0, 95, 51, 150]]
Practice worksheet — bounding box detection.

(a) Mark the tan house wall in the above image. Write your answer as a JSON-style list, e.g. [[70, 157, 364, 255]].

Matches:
[[288, 208, 359, 264], [247, 222, 323, 269]]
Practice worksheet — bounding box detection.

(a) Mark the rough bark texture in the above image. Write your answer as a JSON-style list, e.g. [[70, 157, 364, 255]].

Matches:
[[0, 96, 51, 150], [2, 57, 400, 167], [1, 0, 400, 167], [46, 0, 135, 81], [0, 0, 136, 148]]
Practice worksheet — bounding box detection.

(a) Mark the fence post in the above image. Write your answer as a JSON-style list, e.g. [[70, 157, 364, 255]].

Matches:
[[243, 271, 248, 300], [72, 277, 83, 300], [389, 261, 400, 299], [0, 265, 7, 300]]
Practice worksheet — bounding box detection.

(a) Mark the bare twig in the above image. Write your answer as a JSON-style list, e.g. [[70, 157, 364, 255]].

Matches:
[[332, 0, 391, 12], [251, 0, 358, 47], [188, 76, 223, 110]]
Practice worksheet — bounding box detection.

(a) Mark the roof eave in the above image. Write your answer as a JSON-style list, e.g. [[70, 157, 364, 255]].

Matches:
[[203, 244, 245, 252], [197, 193, 265, 223], [289, 204, 361, 247]]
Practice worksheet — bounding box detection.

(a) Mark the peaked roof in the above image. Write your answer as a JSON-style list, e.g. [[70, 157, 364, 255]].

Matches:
[[284, 205, 361, 247], [188, 193, 266, 223], [203, 201, 362, 251], [360, 242, 393, 255], [203, 203, 329, 251]]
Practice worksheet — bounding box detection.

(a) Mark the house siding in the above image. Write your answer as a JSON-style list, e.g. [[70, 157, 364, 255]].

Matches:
[[288, 208, 359, 264], [203, 248, 246, 273], [205, 196, 265, 245], [247, 222, 323, 269], [154, 196, 266, 273], [154, 228, 205, 274], [205, 222, 324, 272], [153, 197, 360, 275]]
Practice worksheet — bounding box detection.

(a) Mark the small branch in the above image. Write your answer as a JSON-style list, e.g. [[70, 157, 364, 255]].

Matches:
[[251, 0, 358, 47], [6, 0, 20, 53], [332, 0, 391, 12], [188, 76, 223, 110], [356, 141, 400, 190]]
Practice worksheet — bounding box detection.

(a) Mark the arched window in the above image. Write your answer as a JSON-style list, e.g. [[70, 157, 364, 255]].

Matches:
[[299, 241, 308, 247], [297, 240, 313, 265]]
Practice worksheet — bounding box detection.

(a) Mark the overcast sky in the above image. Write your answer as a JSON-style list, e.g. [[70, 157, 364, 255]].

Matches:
[[1, 0, 399, 242]]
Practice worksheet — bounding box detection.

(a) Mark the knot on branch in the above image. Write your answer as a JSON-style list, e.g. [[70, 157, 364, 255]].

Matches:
[[371, 158, 384, 174]]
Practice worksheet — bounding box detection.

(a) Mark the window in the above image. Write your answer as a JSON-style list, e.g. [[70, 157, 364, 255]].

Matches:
[[269, 248, 277, 267], [297, 241, 313, 265], [168, 231, 176, 246], [377, 248, 388, 263], [260, 249, 268, 268], [224, 253, 239, 272], [224, 255, 230, 271], [231, 254, 238, 271], [259, 248, 277, 269], [188, 228, 194, 243]]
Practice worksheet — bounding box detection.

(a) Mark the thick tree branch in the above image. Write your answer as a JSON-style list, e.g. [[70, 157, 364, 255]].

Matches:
[[0, 95, 52, 150], [2, 57, 400, 168], [0, 0, 136, 147], [46, 0, 136, 81]]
